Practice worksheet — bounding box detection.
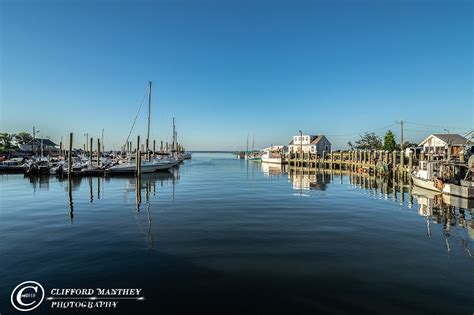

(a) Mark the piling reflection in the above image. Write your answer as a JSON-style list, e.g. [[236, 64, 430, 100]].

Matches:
[[287, 168, 474, 252], [130, 169, 179, 249]]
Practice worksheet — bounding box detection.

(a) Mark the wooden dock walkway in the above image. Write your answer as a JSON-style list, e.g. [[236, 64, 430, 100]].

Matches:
[[287, 150, 433, 179]]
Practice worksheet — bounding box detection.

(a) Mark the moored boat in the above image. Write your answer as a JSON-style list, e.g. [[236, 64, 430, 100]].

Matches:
[[411, 160, 474, 199]]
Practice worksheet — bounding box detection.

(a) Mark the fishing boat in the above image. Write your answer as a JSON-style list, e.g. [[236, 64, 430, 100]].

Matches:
[[246, 135, 261, 161], [246, 151, 261, 161], [261, 146, 287, 164], [411, 160, 474, 199]]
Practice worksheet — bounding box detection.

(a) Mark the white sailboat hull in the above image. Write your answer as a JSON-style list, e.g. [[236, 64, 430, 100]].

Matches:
[[108, 161, 175, 173]]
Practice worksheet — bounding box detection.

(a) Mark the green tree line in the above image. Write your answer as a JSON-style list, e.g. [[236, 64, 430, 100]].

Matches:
[[347, 130, 418, 152], [0, 132, 33, 152]]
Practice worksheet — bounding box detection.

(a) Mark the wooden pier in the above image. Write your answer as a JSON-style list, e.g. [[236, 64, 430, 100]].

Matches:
[[287, 150, 424, 179]]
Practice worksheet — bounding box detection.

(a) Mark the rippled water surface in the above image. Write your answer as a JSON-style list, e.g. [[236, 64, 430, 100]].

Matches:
[[0, 153, 472, 314]]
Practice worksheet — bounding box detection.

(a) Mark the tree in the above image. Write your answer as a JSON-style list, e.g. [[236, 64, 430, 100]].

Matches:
[[14, 132, 33, 145], [383, 130, 397, 152], [347, 141, 354, 150], [0, 133, 12, 147], [353, 132, 382, 150], [403, 141, 418, 149]]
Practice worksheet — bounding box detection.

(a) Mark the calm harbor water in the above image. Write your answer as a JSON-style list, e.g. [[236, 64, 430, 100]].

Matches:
[[0, 152, 472, 314]]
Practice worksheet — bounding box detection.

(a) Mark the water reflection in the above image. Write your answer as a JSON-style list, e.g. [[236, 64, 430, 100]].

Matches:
[[130, 170, 179, 249], [286, 168, 474, 253], [260, 163, 286, 177], [288, 169, 330, 191], [61, 168, 179, 231]]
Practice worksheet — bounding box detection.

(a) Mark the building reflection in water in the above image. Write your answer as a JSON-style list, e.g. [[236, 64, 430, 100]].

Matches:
[[285, 168, 473, 255], [260, 163, 287, 177], [288, 169, 331, 192]]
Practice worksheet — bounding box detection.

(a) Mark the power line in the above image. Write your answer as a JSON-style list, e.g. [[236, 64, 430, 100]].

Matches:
[[325, 123, 397, 138]]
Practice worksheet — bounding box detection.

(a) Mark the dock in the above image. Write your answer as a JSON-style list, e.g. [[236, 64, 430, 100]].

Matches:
[[287, 150, 430, 179]]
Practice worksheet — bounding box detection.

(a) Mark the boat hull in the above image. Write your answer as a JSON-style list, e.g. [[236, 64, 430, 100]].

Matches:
[[411, 175, 474, 199], [108, 162, 175, 174], [261, 157, 282, 164]]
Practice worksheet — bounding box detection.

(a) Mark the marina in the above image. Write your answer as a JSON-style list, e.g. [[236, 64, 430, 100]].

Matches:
[[2, 0, 472, 313], [0, 153, 472, 314]]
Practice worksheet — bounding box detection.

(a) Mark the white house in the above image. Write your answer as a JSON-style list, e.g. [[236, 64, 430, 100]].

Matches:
[[419, 134, 470, 155], [288, 135, 331, 155]]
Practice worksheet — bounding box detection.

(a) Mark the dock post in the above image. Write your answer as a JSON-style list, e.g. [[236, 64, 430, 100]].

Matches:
[[136, 135, 141, 175], [392, 151, 397, 176], [160, 141, 164, 153], [146, 138, 149, 161], [399, 150, 404, 178], [322, 151, 326, 169], [97, 138, 101, 167], [408, 151, 413, 176], [90, 137, 93, 168], [68, 133, 73, 177], [349, 151, 352, 171]]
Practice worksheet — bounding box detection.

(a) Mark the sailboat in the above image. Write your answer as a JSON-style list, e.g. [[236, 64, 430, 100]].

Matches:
[[247, 134, 261, 161], [108, 81, 178, 174]]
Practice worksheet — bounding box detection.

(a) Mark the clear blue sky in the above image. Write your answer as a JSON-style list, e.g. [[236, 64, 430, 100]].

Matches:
[[1, 0, 472, 150]]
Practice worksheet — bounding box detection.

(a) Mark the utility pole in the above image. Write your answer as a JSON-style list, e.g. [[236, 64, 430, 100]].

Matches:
[[396, 120, 404, 150]]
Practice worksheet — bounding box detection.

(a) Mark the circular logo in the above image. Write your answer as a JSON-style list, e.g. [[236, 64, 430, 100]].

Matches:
[[11, 281, 45, 312]]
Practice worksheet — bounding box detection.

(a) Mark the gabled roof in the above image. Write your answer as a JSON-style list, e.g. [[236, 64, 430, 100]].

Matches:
[[26, 138, 58, 146], [289, 135, 331, 145], [419, 134, 469, 146]]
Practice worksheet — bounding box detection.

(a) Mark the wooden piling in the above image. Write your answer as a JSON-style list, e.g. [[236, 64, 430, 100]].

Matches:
[[146, 138, 149, 161], [136, 135, 141, 175], [399, 150, 404, 176], [68, 133, 73, 177], [97, 138, 101, 167], [408, 151, 413, 175], [90, 137, 93, 167]]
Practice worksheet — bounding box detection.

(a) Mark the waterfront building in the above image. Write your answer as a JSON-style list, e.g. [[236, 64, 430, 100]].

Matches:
[[418, 134, 470, 156], [288, 135, 331, 155]]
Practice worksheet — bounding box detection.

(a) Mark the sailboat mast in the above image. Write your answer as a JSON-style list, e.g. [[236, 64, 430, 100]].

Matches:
[[246, 134, 249, 153], [252, 134, 255, 151], [147, 81, 152, 152]]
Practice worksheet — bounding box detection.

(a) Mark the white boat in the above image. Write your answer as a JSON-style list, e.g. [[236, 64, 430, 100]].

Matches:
[[411, 160, 474, 199], [108, 158, 176, 174], [261, 145, 287, 164], [180, 152, 192, 160]]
